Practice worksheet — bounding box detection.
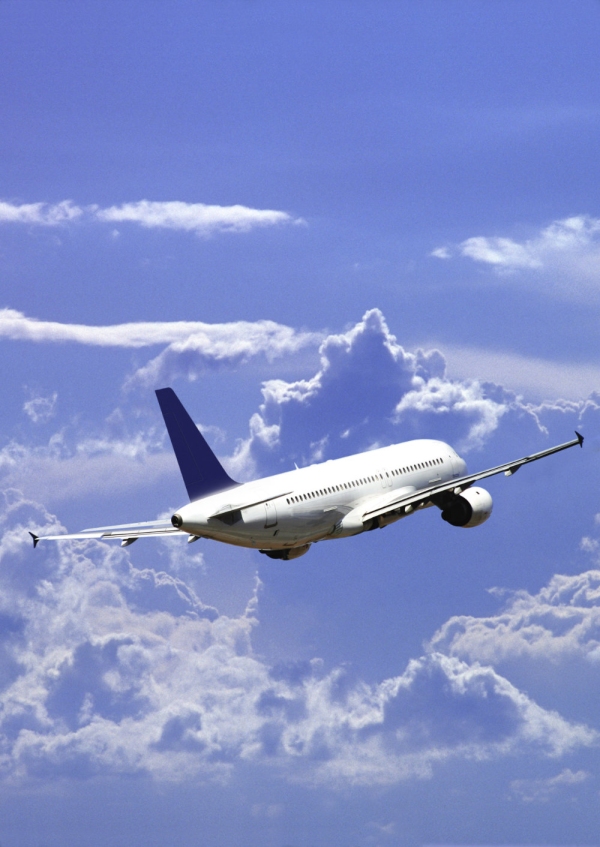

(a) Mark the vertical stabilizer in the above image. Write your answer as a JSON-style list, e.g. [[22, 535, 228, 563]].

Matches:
[[156, 388, 239, 501]]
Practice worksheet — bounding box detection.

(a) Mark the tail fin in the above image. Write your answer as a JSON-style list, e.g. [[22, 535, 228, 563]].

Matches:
[[156, 388, 239, 501]]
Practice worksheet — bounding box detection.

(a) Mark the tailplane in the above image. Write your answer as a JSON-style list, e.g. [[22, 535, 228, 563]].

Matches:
[[156, 388, 239, 501]]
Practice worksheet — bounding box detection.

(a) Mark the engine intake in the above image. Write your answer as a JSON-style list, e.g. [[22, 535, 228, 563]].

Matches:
[[441, 486, 493, 528]]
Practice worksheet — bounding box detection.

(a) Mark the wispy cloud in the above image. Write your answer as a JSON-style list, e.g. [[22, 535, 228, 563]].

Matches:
[[95, 200, 302, 235], [510, 768, 589, 803], [0, 200, 82, 225], [439, 343, 600, 401], [0, 198, 303, 236], [0, 309, 321, 359], [23, 391, 57, 424], [431, 215, 600, 300]]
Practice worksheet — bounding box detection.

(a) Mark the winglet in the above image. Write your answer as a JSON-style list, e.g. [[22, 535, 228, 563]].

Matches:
[[29, 532, 39, 549], [575, 431, 584, 447]]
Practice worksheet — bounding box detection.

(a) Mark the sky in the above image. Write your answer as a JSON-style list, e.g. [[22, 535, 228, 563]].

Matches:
[[1, 1, 600, 845]]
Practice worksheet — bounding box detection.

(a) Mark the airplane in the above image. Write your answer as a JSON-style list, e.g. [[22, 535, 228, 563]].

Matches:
[[31, 387, 584, 559]]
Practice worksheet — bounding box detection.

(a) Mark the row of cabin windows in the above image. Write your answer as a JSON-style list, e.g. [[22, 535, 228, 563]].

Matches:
[[285, 456, 444, 505]]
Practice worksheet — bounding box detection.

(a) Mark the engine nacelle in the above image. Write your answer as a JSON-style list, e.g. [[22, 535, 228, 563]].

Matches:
[[441, 486, 493, 528]]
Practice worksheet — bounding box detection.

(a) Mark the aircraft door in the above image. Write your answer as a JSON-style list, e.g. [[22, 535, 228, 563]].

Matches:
[[264, 502, 278, 528], [379, 469, 393, 489]]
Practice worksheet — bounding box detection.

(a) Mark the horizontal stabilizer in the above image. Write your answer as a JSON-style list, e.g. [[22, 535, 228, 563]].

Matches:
[[156, 388, 239, 501]]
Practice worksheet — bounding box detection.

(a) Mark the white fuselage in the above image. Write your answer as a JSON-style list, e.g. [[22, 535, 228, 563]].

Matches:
[[175, 439, 467, 551]]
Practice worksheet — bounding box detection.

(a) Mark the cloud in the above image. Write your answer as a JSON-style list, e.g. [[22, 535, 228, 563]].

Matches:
[[0, 426, 178, 506], [0, 197, 302, 237], [230, 309, 545, 477], [23, 392, 57, 424], [430, 568, 600, 667], [0, 200, 82, 225], [95, 200, 302, 236], [510, 768, 589, 803], [126, 323, 321, 389], [431, 215, 600, 300], [0, 494, 593, 786], [0, 309, 320, 370]]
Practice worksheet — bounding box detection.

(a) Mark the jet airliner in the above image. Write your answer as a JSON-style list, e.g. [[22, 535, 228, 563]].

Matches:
[[31, 388, 584, 558]]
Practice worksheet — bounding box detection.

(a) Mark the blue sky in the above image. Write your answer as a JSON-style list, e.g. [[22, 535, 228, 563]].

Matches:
[[1, 1, 600, 845]]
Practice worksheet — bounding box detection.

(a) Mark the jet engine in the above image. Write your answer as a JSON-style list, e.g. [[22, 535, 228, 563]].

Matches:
[[441, 486, 493, 528]]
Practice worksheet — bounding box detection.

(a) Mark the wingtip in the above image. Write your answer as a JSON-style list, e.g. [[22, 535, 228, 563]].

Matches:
[[29, 531, 39, 549], [575, 431, 584, 447]]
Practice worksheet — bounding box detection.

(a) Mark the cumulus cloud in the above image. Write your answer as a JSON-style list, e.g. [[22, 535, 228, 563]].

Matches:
[[0, 197, 302, 237], [0, 494, 592, 786], [431, 215, 600, 300], [430, 568, 600, 668], [229, 308, 546, 477]]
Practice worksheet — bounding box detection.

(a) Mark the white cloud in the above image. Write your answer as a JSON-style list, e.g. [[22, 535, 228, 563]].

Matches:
[[510, 768, 589, 803], [460, 235, 543, 269], [95, 200, 302, 236], [0, 494, 593, 786], [0, 197, 302, 237], [126, 323, 321, 388], [231, 309, 545, 474], [431, 215, 600, 300], [0, 309, 320, 369], [23, 392, 57, 424], [0, 200, 82, 225], [0, 428, 178, 506], [393, 377, 510, 452], [430, 569, 600, 667]]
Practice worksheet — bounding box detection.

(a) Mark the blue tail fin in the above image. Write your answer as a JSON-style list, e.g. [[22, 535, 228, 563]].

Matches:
[[156, 388, 239, 501]]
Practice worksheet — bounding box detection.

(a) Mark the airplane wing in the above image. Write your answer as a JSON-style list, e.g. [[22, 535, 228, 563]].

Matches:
[[362, 432, 584, 523], [30, 519, 186, 548]]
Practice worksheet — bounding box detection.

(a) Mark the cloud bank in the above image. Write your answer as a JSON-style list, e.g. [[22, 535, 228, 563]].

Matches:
[[0, 494, 593, 787], [0, 198, 302, 237]]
